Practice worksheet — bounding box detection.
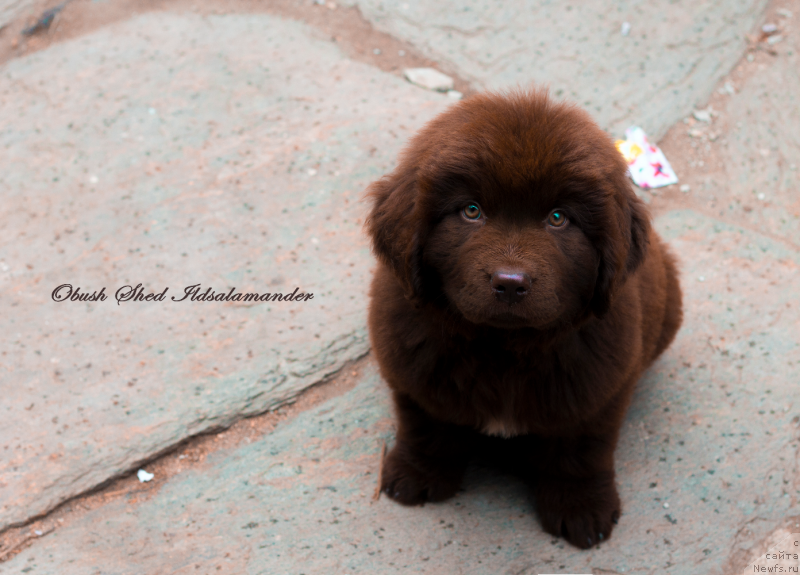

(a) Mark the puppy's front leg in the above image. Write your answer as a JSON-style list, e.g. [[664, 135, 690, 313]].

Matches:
[[531, 431, 621, 549], [381, 391, 471, 505]]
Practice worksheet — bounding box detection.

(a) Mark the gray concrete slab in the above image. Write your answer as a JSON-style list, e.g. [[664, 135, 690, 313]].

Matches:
[[344, 0, 770, 140], [0, 11, 454, 531], [3, 209, 798, 574]]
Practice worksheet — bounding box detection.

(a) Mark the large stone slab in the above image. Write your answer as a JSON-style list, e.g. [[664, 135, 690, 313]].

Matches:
[[0, 12, 453, 531], [4, 209, 797, 573], [343, 0, 769, 140], [658, 9, 800, 246]]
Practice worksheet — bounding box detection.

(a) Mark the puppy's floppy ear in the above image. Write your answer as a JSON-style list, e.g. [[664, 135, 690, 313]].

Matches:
[[366, 169, 425, 303], [590, 185, 651, 317]]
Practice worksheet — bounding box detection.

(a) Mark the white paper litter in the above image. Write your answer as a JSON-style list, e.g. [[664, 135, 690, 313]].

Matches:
[[137, 469, 154, 483], [615, 126, 678, 189]]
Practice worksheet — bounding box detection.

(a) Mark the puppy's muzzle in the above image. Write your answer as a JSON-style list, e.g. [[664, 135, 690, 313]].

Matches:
[[491, 270, 532, 305]]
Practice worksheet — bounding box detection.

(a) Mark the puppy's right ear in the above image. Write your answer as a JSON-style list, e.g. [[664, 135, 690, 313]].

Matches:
[[366, 170, 425, 303]]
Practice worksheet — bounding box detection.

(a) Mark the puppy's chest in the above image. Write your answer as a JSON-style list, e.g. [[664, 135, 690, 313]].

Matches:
[[438, 350, 567, 437], [479, 416, 527, 438]]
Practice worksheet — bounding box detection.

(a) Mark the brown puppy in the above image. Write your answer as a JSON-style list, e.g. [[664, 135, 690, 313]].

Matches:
[[365, 89, 682, 549]]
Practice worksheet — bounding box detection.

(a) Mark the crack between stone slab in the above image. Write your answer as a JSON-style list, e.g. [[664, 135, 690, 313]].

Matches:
[[431, 23, 508, 39], [3, 334, 369, 531], [726, 514, 769, 571], [664, 36, 739, 52], [0, 344, 370, 541], [0, 0, 480, 96], [360, 9, 483, 90], [0, 421, 224, 541]]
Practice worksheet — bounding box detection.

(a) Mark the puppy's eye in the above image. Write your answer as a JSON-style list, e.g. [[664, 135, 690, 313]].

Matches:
[[548, 210, 567, 227], [463, 204, 482, 220]]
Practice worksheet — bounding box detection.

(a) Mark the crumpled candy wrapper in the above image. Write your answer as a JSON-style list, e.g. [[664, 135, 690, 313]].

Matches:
[[615, 126, 678, 189]]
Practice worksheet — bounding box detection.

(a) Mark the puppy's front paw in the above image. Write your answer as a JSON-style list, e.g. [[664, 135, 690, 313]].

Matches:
[[535, 475, 621, 549], [380, 445, 462, 506]]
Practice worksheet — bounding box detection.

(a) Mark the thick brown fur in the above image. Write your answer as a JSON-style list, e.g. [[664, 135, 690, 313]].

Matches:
[[365, 89, 683, 549]]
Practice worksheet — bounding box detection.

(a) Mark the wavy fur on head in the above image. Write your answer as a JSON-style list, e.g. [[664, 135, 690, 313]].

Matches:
[[366, 89, 682, 549]]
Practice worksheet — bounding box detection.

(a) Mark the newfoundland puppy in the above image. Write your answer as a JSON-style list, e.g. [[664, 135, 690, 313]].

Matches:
[[365, 89, 682, 548]]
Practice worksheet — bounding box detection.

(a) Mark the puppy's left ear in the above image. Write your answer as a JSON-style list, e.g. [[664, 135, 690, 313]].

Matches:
[[621, 188, 651, 274], [591, 187, 651, 317], [365, 169, 426, 303]]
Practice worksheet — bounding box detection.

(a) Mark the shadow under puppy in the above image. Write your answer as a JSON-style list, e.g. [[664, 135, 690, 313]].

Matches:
[[365, 89, 683, 549]]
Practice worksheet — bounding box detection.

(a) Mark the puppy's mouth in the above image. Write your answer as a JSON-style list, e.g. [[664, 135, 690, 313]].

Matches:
[[484, 311, 529, 329]]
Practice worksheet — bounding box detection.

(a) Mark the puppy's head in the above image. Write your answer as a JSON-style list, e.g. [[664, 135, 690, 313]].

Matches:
[[367, 89, 650, 328]]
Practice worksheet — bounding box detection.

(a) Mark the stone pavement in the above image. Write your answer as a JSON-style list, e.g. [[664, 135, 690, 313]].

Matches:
[[342, 0, 770, 140], [0, 10, 451, 531], [1, 0, 799, 572]]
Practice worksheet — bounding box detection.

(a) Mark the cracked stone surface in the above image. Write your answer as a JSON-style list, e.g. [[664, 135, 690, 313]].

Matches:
[[2, 206, 799, 574], [661, 13, 800, 246], [343, 0, 769, 140], [0, 11, 453, 532], [3, 0, 800, 570]]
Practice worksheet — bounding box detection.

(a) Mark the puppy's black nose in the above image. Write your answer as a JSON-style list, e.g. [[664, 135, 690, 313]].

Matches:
[[491, 270, 532, 304]]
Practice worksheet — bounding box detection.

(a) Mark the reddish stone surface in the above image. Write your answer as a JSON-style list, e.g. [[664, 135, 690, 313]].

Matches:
[[0, 11, 452, 531], [2, 0, 799, 571]]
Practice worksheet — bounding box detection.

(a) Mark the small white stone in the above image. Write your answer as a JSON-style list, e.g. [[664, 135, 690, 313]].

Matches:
[[718, 81, 735, 95], [89, 175, 99, 184], [698, 276, 705, 282], [404, 68, 455, 92], [307, 168, 317, 176], [693, 108, 712, 123], [680, 184, 691, 193], [757, 193, 766, 200], [35, 530, 43, 536], [621, 22, 631, 36], [446, 90, 463, 100], [311, 237, 319, 245], [762, 23, 778, 34], [767, 34, 783, 45], [137, 469, 154, 483], [148, 107, 156, 115], [373, 48, 381, 55], [663, 502, 669, 508]]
